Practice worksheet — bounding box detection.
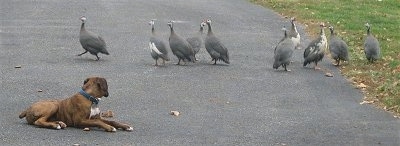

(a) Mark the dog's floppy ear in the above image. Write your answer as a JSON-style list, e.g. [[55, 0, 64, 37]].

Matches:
[[83, 78, 89, 85], [96, 78, 109, 97]]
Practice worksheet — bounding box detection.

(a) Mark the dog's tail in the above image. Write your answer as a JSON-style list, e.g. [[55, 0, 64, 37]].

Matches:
[[19, 110, 27, 119]]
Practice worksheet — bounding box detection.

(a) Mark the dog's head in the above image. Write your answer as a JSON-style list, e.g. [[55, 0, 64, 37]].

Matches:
[[82, 77, 109, 98]]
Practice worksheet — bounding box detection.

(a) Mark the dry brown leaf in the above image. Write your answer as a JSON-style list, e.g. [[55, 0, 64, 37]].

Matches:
[[101, 110, 114, 118], [170, 111, 180, 116], [325, 72, 334, 77], [357, 83, 367, 89], [360, 100, 374, 105]]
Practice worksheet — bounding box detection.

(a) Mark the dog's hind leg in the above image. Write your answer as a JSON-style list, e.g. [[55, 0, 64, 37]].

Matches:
[[34, 117, 66, 130], [101, 119, 133, 131]]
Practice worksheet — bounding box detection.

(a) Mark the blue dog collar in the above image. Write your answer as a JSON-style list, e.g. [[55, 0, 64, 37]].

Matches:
[[79, 89, 99, 105]]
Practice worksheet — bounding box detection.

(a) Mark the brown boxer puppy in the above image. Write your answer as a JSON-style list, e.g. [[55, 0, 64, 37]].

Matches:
[[19, 77, 133, 132]]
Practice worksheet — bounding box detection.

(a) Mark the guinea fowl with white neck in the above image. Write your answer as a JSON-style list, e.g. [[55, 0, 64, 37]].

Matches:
[[303, 23, 327, 70], [149, 19, 170, 66]]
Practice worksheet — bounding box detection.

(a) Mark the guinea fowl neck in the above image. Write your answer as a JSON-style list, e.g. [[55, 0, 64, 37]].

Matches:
[[207, 23, 212, 35], [169, 25, 175, 35], [367, 27, 371, 35], [291, 20, 296, 31], [81, 22, 85, 31], [151, 25, 155, 34], [199, 26, 204, 34], [320, 27, 325, 36]]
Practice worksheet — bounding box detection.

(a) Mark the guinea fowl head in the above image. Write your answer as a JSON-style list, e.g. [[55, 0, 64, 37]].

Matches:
[[80, 16, 87, 23], [167, 21, 174, 29], [149, 19, 155, 26], [206, 19, 212, 25], [365, 23, 371, 34], [200, 21, 206, 28], [328, 26, 334, 35], [290, 17, 296, 22]]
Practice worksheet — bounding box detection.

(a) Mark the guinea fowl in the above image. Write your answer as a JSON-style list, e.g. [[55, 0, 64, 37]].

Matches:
[[167, 21, 195, 65], [273, 27, 295, 71], [288, 17, 301, 50], [186, 21, 206, 61], [204, 19, 230, 65], [78, 16, 109, 61], [328, 26, 349, 66], [364, 23, 380, 63], [303, 23, 327, 70], [149, 19, 170, 66]]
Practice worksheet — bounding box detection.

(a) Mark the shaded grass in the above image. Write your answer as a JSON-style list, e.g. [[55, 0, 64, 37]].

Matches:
[[251, 0, 400, 114]]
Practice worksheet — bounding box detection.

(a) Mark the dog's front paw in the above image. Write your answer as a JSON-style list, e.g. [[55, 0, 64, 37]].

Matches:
[[57, 121, 67, 129], [106, 127, 117, 132], [125, 127, 133, 131]]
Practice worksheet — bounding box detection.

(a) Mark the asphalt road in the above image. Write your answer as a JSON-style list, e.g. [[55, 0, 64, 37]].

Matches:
[[1, 0, 399, 145]]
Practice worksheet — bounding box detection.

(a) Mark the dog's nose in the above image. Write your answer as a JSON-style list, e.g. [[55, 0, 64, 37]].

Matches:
[[104, 92, 109, 97]]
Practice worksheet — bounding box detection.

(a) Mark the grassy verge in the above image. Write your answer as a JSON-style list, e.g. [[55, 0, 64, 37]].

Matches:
[[250, 0, 400, 115]]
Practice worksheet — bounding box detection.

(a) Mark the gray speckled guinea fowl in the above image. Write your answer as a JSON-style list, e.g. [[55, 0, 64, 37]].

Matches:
[[78, 16, 109, 61], [303, 23, 327, 70], [288, 17, 301, 50], [204, 19, 230, 65], [149, 19, 170, 66], [167, 21, 195, 65], [273, 27, 295, 71], [328, 26, 349, 66], [364, 23, 380, 63], [186, 21, 206, 61]]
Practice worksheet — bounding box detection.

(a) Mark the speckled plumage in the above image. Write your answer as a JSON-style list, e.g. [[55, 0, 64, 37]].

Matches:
[[149, 20, 170, 66], [273, 27, 295, 71], [78, 16, 109, 61], [204, 19, 230, 65], [303, 24, 327, 69], [328, 26, 349, 66], [186, 22, 206, 61], [364, 23, 380, 63], [168, 21, 195, 65]]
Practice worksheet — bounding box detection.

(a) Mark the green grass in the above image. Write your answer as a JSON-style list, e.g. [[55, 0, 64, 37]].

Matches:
[[251, 0, 400, 114]]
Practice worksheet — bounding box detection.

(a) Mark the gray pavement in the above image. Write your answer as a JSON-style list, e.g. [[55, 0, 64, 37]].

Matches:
[[1, 0, 399, 145]]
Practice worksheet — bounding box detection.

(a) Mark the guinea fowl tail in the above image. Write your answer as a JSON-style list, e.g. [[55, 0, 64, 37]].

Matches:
[[221, 56, 230, 64]]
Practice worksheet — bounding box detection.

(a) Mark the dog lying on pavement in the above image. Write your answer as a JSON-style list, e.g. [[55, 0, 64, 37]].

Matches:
[[19, 77, 133, 132]]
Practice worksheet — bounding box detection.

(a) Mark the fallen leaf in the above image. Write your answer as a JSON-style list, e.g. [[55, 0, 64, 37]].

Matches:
[[170, 111, 180, 116], [357, 83, 367, 89], [83, 128, 90, 131], [101, 110, 114, 118], [15, 65, 22, 68], [37, 89, 43, 92], [360, 100, 374, 105], [325, 72, 334, 77]]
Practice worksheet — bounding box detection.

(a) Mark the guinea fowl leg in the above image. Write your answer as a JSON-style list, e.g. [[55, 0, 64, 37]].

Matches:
[[176, 59, 181, 65], [284, 64, 291, 72], [95, 55, 100, 61], [314, 62, 321, 70], [162, 59, 165, 66], [154, 60, 158, 66], [77, 51, 88, 56]]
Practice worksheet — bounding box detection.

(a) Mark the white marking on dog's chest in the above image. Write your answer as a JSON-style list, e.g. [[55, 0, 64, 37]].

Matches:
[[89, 104, 101, 118]]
